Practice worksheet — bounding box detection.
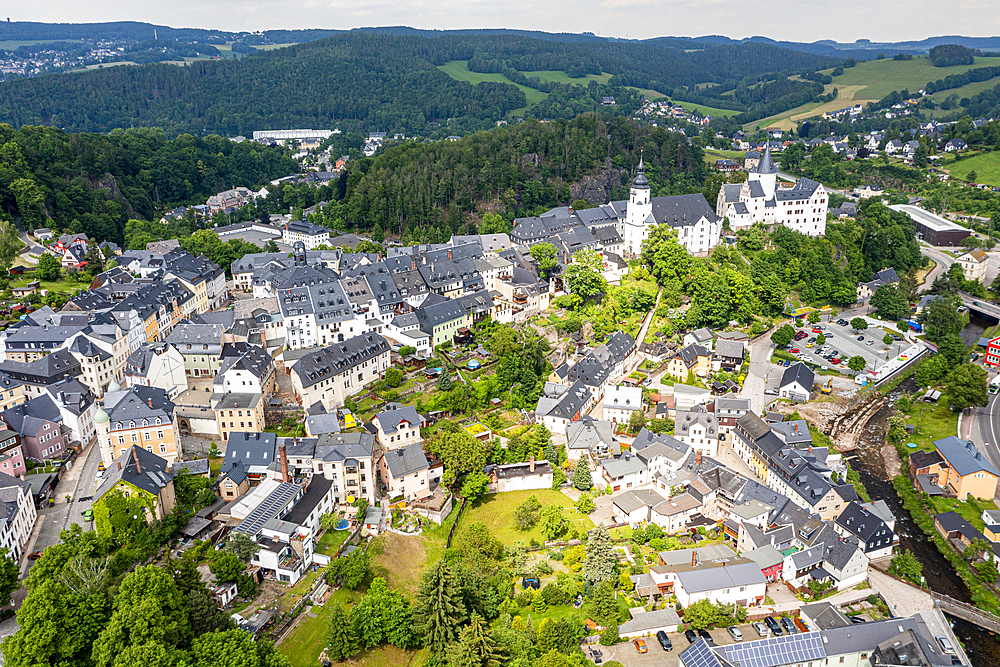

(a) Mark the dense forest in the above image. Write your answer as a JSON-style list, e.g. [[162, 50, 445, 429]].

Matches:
[[301, 114, 708, 238], [0, 32, 836, 138], [0, 124, 297, 243]]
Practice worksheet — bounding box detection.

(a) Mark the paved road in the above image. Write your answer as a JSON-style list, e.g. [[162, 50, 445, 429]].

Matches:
[[964, 393, 1000, 505], [741, 334, 775, 414], [919, 245, 956, 291]]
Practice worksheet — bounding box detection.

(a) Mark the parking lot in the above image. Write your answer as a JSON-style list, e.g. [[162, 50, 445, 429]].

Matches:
[[592, 621, 780, 667], [785, 318, 907, 374]]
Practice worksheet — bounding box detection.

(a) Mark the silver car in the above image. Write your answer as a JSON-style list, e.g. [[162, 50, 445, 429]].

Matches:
[[727, 626, 743, 641], [752, 622, 769, 637]]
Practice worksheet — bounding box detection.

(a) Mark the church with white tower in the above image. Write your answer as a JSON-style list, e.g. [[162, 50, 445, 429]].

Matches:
[[716, 147, 828, 236], [618, 158, 722, 256]]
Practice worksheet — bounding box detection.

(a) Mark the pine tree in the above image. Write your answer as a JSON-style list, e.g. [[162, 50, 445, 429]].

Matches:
[[582, 525, 617, 584], [445, 613, 501, 667], [326, 605, 358, 662], [413, 560, 467, 660], [571, 458, 593, 491]]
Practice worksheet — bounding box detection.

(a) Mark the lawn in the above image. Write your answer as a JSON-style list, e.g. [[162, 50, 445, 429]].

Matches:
[[437, 61, 548, 106], [820, 55, 1000, 100], [941, 151, 1000, 186], [897, 400, 958, 453], [926, 496, 993, 532], [10, 276, 86, 295], [317, 528, 351, 556], [278, 585, 429, 667], [747, 84, 877, 131], [455, 489, 594, 546]]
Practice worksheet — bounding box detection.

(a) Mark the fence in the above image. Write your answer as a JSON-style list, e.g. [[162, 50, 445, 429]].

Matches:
[[445, 497, 469, 548]]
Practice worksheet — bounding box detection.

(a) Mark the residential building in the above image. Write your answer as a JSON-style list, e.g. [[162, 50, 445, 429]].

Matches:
[[779, 362, 814, 401], [0, 471, 36, 559], [673, 408, 719, 457], [715, 397, 750, 435], [603, 385, 643, 425], [290, 333, 391, 412], [957, 248, 988, 283], [44, 378, 98, 446], [283, 219, 330, 249], [124, 343, 188, 397], [534, 381, 593, 435], [0, 349, 81, 398], [213, 343, 276, 395], [372, 405, 424, 451], [925, 436, 999, 500], [62, 334, 115, 397], [651, 493, 703, 534], [96, 386, 181, 467], [1, 394, 71, 462], [484, 458, 553, 493], [378, 443, 432, 501], [612, 488, 666, 526], [834, 501, 895, 560], [665, 344, 710, 381], [857, 267, 900, 302], [213, 394, 265, 441], [94, 446, 176, 535], [165, 324, 225, 377]]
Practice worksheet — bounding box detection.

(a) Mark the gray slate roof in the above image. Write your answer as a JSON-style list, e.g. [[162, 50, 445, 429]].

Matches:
[[381, 442, 429, 479]]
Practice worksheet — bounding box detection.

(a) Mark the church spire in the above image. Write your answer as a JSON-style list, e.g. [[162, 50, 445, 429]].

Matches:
[[632, 154, 649, 188]]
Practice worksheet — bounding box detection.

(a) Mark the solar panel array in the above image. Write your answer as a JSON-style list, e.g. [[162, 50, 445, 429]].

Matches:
[[679, 639, 725, 667], [233, 482, 300, 536], [723, 631, 825, 667]]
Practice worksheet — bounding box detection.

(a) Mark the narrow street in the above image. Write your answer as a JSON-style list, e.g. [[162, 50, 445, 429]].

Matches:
[[740, 334, 775, 414]]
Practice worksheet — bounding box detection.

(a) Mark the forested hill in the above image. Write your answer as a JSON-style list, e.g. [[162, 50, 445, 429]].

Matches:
[[316, 114, 708, 239], [0, 124, 296, 244], [0, 32, 835, 138]]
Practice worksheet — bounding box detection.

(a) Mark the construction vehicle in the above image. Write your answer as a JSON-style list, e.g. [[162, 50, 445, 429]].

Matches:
[[821, 378, 833, 394]]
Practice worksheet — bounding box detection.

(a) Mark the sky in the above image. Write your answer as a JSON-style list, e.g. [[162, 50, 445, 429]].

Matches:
[[9, 0, 1000, 43]]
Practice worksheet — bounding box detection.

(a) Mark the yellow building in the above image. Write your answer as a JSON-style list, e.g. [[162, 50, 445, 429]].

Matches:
[[96, 386, 181, 467], [213, 394, 266, 441]]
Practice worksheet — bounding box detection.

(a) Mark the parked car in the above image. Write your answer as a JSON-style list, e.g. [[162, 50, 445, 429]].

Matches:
[[685, 629, 698, 644], [633, 639, 648, 654], [866, 340, 875, 346], [656, 630, 673, 651], [857, 335, 865, 341], [27, 550, 43, 560], [752, 622, 769, 637], [81, 509, 93, 522], [812, 327, 823, 333], [805, 342, 815, 348], [790, 348, 800, 354], [831, 357, 841, 364], [727, 626, 743, 641], [764, 616, 783, 636], [807, 336, 817, 343], [698, 629, 714, 643], [936, 635, 955, 654], [850, 616, 867, 624], [780, 617, 798, 634]]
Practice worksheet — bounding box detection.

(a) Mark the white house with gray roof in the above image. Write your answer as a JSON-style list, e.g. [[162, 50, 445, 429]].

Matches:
[[165, 323, 225, 378], [0, 471, 35, 559], [378, 441, 431, 501], [373, 405, 424, 451], [612, 488, 666, 526]]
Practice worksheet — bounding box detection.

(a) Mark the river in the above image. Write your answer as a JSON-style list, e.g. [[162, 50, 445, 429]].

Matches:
[[848, 379, 999, 667]]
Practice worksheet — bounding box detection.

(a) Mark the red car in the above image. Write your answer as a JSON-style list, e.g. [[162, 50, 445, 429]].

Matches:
[[831, 357, 841, 364], [790, 348, 800, 354], [812, 327, 823, 333]]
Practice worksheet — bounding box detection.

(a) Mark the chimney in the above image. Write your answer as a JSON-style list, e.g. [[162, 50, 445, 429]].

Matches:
[[411, 259, 417, 270], [794, 423, 799, 435], [447, 249, 453, 261], [529, 455, 535, 472], [696, 451, 702, 465], [134, 448, 141, 474], [279, 443, 289, 483], [117, 461, 121, 471], [691, 550, 698, 566]]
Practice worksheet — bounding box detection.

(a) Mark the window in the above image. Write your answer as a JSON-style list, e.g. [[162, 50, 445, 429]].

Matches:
[[144, 432, 151, 440], [131, 433, 138, 442], [160, 443, 166, 453], [118, 435, 125, 444], [157, 431, 164, 439]]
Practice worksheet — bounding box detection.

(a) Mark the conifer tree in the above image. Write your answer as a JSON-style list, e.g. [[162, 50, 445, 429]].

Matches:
[[583, 525, 616, 584], [445, 613, 500, 667], [326, 605, 358, 662], [414, 560, 467, 660], [571, 458, 593, 491]]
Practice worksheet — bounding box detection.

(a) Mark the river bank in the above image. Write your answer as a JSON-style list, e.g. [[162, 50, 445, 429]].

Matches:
[[847, 381, 999, 667]]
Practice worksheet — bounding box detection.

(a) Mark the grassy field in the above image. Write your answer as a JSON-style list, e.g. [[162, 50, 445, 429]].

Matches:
[[747, 84, 877, 131], [11, 276, 85, 295], [316, 528, 351, 556], [821, 55, 1000, 101], [437, 60, 548, 106], [704, 149, 745, 166], [940, 151, 1000, 186], [456, 489, 593, 546], [897, 400, 958, 453], [520, 69, 612, 85], [674, 99, 742, 118], [928, 77, 1000, 103]]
